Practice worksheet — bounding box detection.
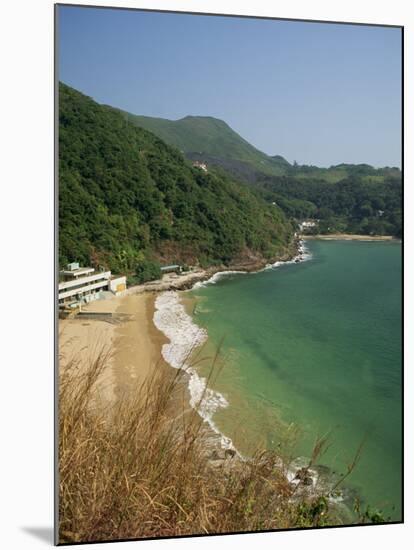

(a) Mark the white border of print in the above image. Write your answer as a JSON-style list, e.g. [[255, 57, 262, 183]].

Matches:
[[0, 1, 411, 549]]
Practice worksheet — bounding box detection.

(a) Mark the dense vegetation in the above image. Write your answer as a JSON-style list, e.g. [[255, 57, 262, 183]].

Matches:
[[133, 259, 162, 284], [124, 112, 401, 237], [59, 83, 401, 277], [122, 112, 400, 184], [59, 83, 294, 273], [120, 111, 288, 177], [257, 175, 402, 237]]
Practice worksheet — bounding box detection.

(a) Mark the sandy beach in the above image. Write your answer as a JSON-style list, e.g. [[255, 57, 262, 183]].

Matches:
[[58, 237, 304, 453], [58, 236, 303, 412], [59, 292, 169, 407], [302, 234, 396, 241]]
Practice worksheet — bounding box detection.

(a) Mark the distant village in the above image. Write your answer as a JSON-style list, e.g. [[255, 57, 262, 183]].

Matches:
[[299, 219, 318, 232]]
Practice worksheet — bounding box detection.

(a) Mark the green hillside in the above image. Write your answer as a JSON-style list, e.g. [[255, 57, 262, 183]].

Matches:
[[257, 174, 402, 237], [121, 111, 400, 186], [285, 163, 401, 183], [120, 112, 288, 178], [59, 83, 294, 274], [123, 109, 401, 237]]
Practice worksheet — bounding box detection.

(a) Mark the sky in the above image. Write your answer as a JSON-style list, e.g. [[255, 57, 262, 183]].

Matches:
[[58, 6, 402, 168]]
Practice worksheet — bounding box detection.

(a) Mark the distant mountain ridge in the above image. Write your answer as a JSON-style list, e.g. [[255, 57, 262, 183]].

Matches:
[[61, 83, 401, 251], [119, 110, 400, 184], [112, 106, 401, 237], [118, 111, 289, 179]]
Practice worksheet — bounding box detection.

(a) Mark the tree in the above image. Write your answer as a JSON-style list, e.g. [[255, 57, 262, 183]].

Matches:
[[135, 259, 162, 283]]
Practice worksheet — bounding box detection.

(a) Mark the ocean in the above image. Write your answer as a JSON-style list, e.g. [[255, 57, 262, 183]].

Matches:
[[154, 240, 402, 521]]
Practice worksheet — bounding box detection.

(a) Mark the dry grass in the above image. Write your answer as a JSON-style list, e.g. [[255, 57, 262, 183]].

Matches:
[[58, 347, 357, 544]]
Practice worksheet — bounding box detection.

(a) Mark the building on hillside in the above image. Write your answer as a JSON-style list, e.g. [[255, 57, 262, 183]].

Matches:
[[160, 264, 183, 275], [192, 160, 208, 172], [299, 219, 319, 233], [58, 263, 127, 308]]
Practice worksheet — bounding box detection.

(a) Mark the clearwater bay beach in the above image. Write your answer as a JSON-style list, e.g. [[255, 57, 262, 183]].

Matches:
[[59, 238, 402, 522], [53, 12, 403, 542]]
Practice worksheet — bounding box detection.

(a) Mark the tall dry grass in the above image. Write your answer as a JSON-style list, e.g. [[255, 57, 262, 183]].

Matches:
[[58, 347, 361, 544]]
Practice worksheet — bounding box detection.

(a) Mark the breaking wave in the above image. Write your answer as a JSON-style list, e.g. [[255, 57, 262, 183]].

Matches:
[[153, 291, 236, 451]]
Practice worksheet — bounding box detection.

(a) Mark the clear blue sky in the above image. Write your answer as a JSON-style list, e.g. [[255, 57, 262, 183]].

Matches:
[[58, 6, 402, 168]]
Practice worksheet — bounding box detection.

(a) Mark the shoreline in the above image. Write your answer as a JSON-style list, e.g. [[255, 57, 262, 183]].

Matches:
[[302, 233, 398, 241], [150, 238, 359, 514], [59, 237, 309, 461], [59, 239, 355, 509], [151, 238, 312, 458], [124, 238, 303, 296], [153, 291, 237, 455], [149, 237, 375, 514], [59, 237, 304, 413]]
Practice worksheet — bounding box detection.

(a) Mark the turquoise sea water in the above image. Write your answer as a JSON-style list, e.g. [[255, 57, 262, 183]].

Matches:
[[189, 240, 402, 520]]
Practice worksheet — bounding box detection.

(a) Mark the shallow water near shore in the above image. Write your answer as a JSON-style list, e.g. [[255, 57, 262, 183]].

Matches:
[[187, 240, 402, 520]]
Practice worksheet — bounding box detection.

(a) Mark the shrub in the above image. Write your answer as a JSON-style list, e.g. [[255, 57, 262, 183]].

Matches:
[[58, 342, 378, 544], [135, 258, 162, 283]]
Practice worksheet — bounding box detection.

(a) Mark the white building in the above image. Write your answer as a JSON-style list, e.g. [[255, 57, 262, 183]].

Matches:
[[58, 263, 126, 308], [299, 220, 318, 232], [160, 264, 183, 274]]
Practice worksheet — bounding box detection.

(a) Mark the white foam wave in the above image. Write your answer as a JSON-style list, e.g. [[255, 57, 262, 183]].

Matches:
[[193, 240, 313, 290], [286, 457, 345, 503], [152, 241, 312, 456], [192, 270, 247, 289], [153, 291, 237, 452], [286, 457, 319, 489], [153, 291, 207, 369], [267, 240, 312, 270]]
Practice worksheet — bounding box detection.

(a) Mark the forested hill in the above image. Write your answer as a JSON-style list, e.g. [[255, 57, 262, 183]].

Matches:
[[257, 173, 402, 237], [59, 83, 294, 274], [118, 111, 289, 179], [122, 110, 401, 238], [119, 111, 401, 185]]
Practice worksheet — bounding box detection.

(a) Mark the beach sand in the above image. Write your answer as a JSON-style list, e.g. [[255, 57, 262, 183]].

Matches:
[[302, 234, 396, 241], [59, 292, 169, 406]]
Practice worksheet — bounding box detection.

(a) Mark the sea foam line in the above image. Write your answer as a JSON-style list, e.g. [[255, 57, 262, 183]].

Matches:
[[152, 241, 313, 454], [153, 291, 236, 452], [192, 240, 312, 289], [266, 239, 312, 270], [192, 270, 247, 290]]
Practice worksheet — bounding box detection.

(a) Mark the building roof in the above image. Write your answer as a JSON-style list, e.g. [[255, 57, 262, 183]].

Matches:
[[160, 264, 181, 271], [60, 267, 95, 277]]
